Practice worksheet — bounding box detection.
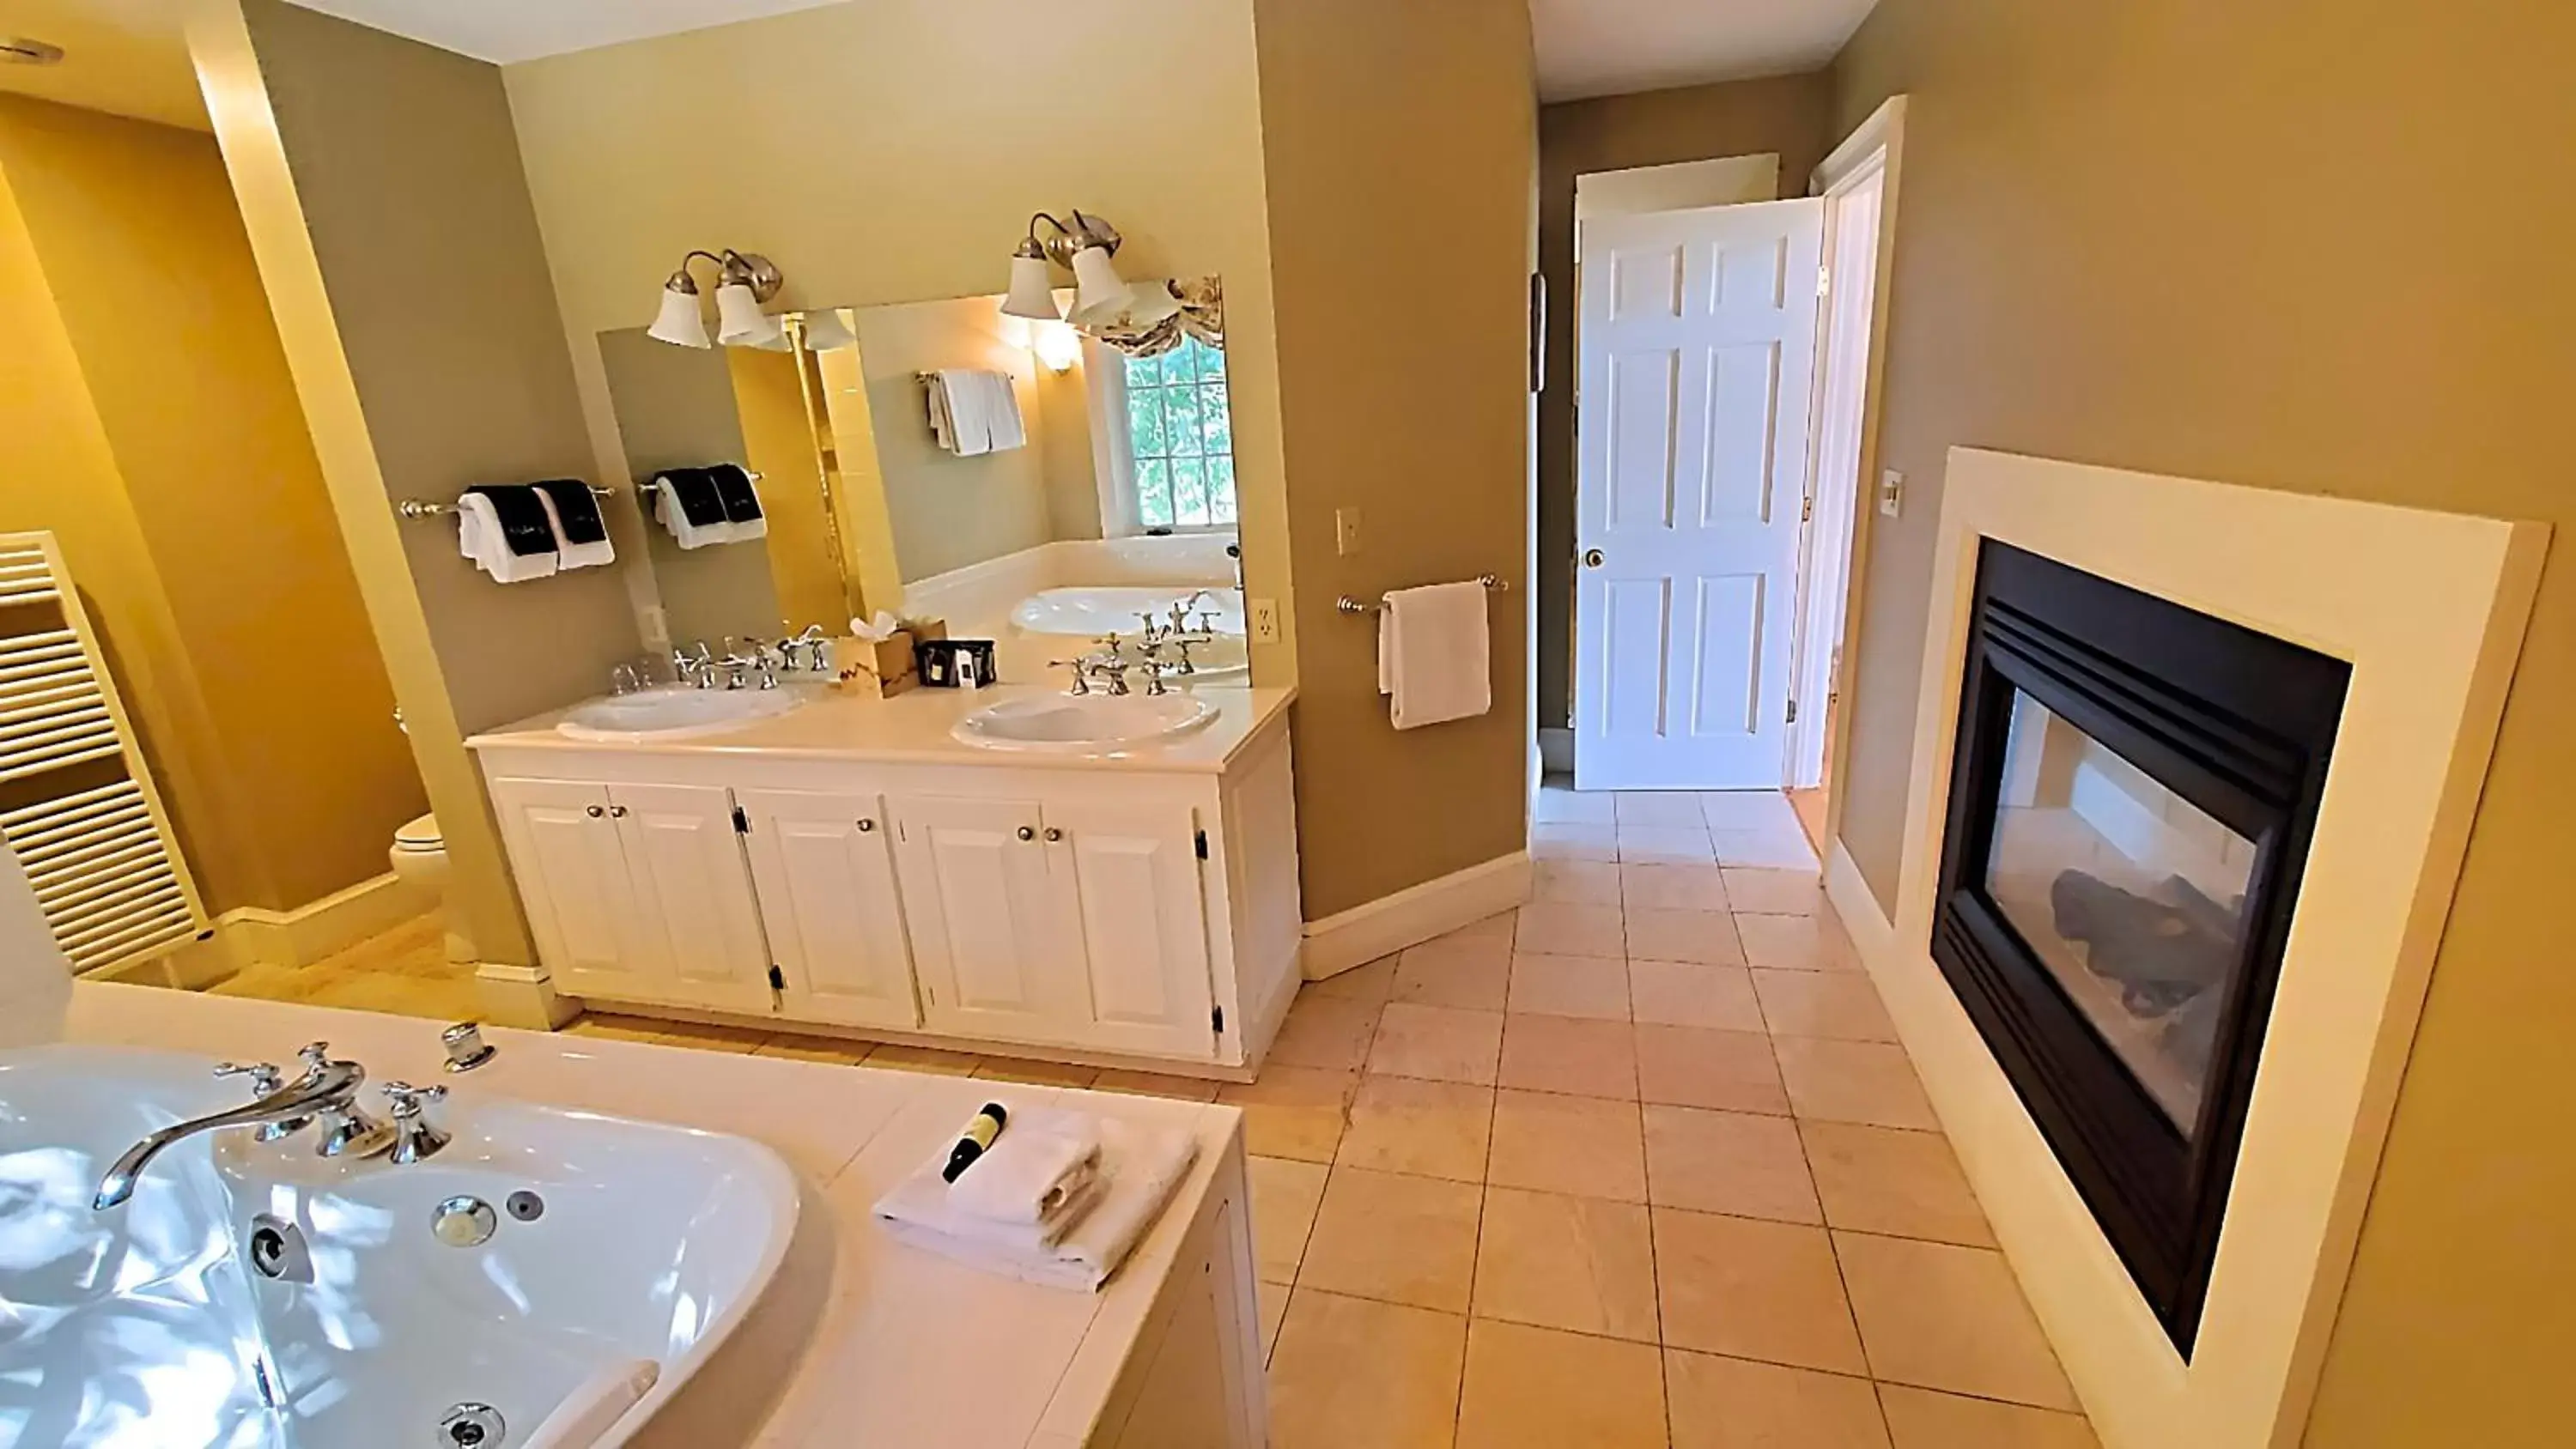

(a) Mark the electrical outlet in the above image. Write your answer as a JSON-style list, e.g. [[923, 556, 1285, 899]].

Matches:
[[1335, 506, 1364, 557], [1249, 598, 1280, 645], [639, 606, 671, 651], [1877, 470, 1905, 518]]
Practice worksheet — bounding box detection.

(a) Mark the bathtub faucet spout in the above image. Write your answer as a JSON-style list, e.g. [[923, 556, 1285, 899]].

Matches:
[[93, 1041, 386, 1210]]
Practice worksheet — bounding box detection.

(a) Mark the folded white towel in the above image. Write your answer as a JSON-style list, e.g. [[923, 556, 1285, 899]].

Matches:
[[947, 1120, 1103, 1226], [878, 1114, 1200, 1292], [650, 480, 733, 550], [521, 1357, 660, 1449], [456, 494, 559, 583], [980, 371, 1028, 452], [533, 489, 616, 571], [1378, 580, 1492, 729], [927, 368, 1026, 457], [875, 1115, 1106, 1254]]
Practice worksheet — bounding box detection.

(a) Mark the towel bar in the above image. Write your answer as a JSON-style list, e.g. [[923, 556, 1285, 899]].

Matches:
[[1335, 575, 1509, 615], [394, 485, 619, 522]]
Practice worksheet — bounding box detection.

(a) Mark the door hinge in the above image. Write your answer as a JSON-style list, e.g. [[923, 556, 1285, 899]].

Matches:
[[768, 964, 787, 991], [1786, 698, 1801, 724], [1817, 264, 1832, 299], [1212, 1006, 1225, 1035], [1801, 494, 1814, 524], [1194, 829, 1208, 860], [732, 805, 750, 834]]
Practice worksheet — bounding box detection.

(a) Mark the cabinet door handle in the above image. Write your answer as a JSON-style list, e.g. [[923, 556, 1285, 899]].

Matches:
[[856, 818, 876, 833], [1043, 827, 1064, 843], [585, 805, 605, 819], [610, 805, 629, 818], [1016, 826, 1036, 842]]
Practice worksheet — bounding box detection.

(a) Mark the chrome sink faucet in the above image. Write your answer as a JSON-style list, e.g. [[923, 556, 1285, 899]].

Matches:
[[94, 1041, 398, 1211]]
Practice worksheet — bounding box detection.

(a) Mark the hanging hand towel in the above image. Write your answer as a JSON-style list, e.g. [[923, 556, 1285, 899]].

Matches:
[[978, 370, 1027, 452], [1377, 580, 1492, 729], [930, 369, 992, 456], [649, 468, 732, 549], [706, 464, 768, 543], [924, 373, 961, 453], [532, 479, 615, 569], [456, 488, 559, 583], [531, 483, 614, 570]]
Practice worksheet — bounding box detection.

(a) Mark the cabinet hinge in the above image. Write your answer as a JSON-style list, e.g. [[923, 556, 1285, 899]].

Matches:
[[1212, 1006, 1225, 1035], [1817, 264, 1832, 299], [1786, 698, 1801, 724], [732, 805, 750, 834], [1194, 829, 1208, 860], [768, 964, 786, 991]]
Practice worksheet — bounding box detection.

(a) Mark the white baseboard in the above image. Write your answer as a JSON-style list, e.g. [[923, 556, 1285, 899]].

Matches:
[[1537, 728, 1574, 775], [222, 872, 431, 972], [1301, 851, 1532, 980], [1822, 839, 1899, 970]]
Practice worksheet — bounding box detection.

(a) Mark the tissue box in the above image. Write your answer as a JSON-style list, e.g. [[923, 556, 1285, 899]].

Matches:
[[840, 618, 946, 698]]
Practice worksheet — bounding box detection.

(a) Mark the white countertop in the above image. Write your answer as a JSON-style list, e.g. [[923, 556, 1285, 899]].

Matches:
[[58, 983, 1248, 1448], [467, 680, 1297, 775]]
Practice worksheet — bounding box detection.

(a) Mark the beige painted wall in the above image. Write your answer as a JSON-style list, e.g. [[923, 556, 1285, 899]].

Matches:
[[1534, 74, 1834, 729], [499, 0, 1293, 683], [0, 93, 419, 913], [844, 295, 1053, 585], [1249, 0, 1536, 918], [1829, 3, 2574, 1440], [194, 0, 645, 968]]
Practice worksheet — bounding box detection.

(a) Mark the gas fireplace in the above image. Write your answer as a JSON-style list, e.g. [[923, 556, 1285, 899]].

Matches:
[[1930, 541, 2349, 1354]]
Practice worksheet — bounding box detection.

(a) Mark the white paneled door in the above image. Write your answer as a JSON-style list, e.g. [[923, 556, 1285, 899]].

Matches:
[[1573, 197, 1825, 790]]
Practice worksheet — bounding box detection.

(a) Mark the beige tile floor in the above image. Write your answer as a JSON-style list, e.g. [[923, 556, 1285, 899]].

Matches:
[[202, 787, 2095, 1447]]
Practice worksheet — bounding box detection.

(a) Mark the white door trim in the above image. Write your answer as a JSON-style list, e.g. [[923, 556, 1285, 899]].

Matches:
[[1795, 95, 1910, 841]]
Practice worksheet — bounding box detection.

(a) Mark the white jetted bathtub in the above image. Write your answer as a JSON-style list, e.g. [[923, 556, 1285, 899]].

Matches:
[[0, 1046, 796, 1449], [1010, 586, 1249, 682]]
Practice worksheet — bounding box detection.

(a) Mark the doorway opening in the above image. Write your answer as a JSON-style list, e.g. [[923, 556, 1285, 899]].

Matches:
[[1557, 102, 1904, 857]]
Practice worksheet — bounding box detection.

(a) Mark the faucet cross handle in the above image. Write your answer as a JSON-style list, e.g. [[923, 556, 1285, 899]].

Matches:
[[380, 1082, 452, 1166], [380, 1081, 447, 1118], [296, 1041, 335, 1075], [214, 1060, 285, 1096]]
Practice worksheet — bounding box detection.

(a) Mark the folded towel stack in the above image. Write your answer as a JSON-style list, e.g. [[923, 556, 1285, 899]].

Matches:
[[875, 1106, 1200, 1292], [650, 464, 764, 549]]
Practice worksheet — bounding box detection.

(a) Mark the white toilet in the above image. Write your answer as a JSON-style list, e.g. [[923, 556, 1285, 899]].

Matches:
[[389, 812, 475, 963]]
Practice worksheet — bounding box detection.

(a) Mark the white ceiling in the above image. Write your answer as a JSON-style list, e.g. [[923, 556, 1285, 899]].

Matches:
[[1529, 0, 1878, 103], [0, 0, 204, 130], [284, 0, 856, 64]]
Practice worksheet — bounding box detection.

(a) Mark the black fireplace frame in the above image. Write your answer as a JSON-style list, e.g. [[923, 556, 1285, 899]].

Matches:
[[1930, 541, 2348, 1355]]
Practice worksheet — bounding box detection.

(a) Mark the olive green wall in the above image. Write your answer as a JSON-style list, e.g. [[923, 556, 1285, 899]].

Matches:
[[1828, 2, 2574, 1439]]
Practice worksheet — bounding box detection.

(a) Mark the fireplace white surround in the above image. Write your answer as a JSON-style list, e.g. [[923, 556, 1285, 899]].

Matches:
[[1823, 448, 2546, 1449]]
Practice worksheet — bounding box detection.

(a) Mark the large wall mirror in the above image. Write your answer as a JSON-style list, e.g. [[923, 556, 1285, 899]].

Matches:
[[594, 276, 1251, 685]]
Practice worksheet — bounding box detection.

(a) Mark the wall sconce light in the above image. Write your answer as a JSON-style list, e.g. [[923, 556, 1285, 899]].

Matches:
[[799, 308, 858, 353], [1031, 321, 1082, 373], [1000, 211, 1135, 326], [649, 248, 784, 349]]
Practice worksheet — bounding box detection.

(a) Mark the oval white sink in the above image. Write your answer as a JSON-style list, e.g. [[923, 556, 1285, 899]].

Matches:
[[557, 684, 813, 743], [952, 692, 1219, 754]]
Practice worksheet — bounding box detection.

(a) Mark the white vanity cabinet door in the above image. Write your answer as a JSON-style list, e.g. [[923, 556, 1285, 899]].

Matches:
[[1044, 801, 1218, 1060], [605, 782, 776, 1014], [488, 778, 647, 998], [737, 788, 920, 1030], [890, 796, 1083, 1045]]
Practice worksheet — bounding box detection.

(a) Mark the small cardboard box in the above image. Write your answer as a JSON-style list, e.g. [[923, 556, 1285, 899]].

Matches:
[[839, 618, 947, 697]]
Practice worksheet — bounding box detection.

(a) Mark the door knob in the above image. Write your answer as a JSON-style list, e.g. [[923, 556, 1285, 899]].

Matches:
[[585, 805, 605, 818], [856, 818, 876, 832], [1583, 549, 1605, 568], [1043, 828, 1064, 843], [1017, 826, 1036, 841]]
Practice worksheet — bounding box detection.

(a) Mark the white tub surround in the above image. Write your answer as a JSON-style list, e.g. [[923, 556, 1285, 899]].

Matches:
[[1837, 447, 2544, 1449], [468, 684, 1303, 1080], [902, 533, 1242, 630], [0, 844, 70, 1049], [47, 984, 1267, 1448]]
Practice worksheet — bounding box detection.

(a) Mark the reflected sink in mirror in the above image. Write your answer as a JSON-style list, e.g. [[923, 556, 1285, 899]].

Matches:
[[0, 1045, 796, 1449], [557, 684, 815, 743], [953, 692, 1219, 755]]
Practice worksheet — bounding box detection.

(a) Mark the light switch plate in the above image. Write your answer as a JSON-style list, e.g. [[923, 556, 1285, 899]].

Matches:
[[1877, 470, 1905, 518], [1335, 506, 1363, 556], [1249, 598, 1280, 644]]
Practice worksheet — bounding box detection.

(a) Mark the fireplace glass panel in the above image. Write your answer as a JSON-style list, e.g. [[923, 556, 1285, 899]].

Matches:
[[1983, 691, 2254, 1135]]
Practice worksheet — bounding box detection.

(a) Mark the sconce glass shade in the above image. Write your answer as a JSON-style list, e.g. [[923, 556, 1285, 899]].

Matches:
[[715, 282, 784, 348], [1001, 253, 1065, 320], [1032, 322, 1082, 373], [1067, 245, 1134, 326], [648, 281, 711, 349], [799, 309, 857, 352], [1126, 282, 1184, 327]]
